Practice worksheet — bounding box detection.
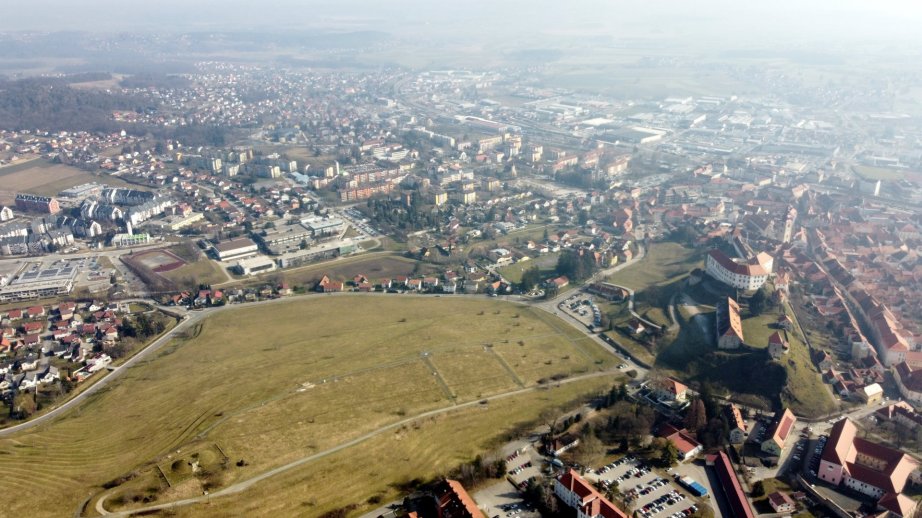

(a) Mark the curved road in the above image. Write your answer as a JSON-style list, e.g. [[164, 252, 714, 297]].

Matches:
[[0, 295, 348, 438], [97, 367, 621, 516], [0, 309, 202, 438], [0, 289, 647, 514]]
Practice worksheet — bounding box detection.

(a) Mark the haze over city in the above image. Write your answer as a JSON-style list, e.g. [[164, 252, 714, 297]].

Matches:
[[0, 2, 921, 518]]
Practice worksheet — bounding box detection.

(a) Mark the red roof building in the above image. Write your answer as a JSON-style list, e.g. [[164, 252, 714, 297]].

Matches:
[[658, 424, 703, 462], [761, 408, 796, 456], [555, 469, 628, 518], [706, 452, 755, 518], [767, 492, 795, 513], [434, 479, 484, 518], [818, 418, 918, 501]]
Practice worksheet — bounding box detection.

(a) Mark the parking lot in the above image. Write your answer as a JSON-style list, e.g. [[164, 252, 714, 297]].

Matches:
[[475, 442, 542, 518], [558, 293, 601, 328], [341, 208, 379, 237], [585, 456, 699, 518], [805, 432, 829, 479]]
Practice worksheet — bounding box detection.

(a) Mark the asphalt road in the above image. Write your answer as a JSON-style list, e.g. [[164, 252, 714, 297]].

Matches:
[[0, 307, 202, 438]]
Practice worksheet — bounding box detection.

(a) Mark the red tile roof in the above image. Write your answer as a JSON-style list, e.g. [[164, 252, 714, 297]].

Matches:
[[708, 452, 755, 518], [708, 249, 770, 276], [765, 408, 796, 450], [558, 470, 628, 518], [822, 418, 918, 495], [438, 479, 484, 518]]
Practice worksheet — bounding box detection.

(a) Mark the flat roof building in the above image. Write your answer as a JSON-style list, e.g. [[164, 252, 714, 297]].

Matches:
[[214, 237, 259, 261]]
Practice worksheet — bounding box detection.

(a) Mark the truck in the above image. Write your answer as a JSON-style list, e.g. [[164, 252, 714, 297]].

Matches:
[[677, 476, 708, 497]]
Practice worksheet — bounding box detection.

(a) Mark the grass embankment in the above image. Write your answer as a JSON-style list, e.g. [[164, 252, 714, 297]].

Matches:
[[0, 296, 617, 517], [159, 258, 229, 287], [607, 241, 701, 290], [600, 242, 701, 366], [166, 377, 614, 518], [657, 300, 836, 416]]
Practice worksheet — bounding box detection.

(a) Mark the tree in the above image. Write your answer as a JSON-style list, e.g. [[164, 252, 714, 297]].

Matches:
[[659, 441, 679, 467], [519, 267, 543, 291], [574, 425, 605, 468], [684, 398, 707, 433], [749, 286, 774, 316]]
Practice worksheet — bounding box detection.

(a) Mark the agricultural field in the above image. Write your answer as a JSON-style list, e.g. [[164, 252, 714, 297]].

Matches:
[[0, 159, 140, 204], [0, 295, 619, 517]]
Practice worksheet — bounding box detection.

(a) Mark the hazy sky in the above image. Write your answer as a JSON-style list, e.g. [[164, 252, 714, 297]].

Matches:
[[4, 0, 922, 49]]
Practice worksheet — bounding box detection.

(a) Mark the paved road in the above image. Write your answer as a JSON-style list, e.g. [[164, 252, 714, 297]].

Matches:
[[0, 296, 306, 438], [0, 307, 198, 438]]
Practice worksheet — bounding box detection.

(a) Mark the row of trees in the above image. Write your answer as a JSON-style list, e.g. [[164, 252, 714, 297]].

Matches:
[[555, 249, 599, 282], [121, 313, 167, 340]]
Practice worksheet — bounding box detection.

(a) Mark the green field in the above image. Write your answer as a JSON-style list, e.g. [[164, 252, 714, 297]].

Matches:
[[159, 258, 229, 288], [607, 242, 701, 291], [496, 252, 559, 284], [0, 295, 618, 517]]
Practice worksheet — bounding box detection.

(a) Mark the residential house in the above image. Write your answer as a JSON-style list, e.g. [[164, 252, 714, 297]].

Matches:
[[316, 275, 344, 293], [652, 377, 688, 403], [725, 404, 747, 444], [768, 331, 790, 360], [761, 408, 797, 456], [658, 424, 703, 462], [22, 321, 44, 334], [767, 492, 796, 514]]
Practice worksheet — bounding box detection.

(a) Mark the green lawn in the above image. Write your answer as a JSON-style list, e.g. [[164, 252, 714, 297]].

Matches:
[[778, 304, 838, 417], [496, 252, 559, 284], [608, 241, 702, 292], [741, 310, 785, 349]]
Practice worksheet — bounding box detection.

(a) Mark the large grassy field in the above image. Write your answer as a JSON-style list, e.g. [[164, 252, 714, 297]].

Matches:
[[0, 295, 618, 517], [168, 376, 613, 518], [607, 241, 701, 291], [159, 257, 230, 288]]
